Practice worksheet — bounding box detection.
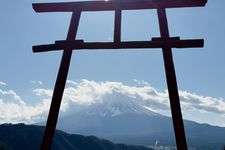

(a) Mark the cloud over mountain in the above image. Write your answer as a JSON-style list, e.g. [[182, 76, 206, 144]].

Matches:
[[0, 79, 225, 124]]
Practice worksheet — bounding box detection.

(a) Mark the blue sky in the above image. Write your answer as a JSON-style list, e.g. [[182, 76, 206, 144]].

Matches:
[[0, 0, 225, 126]]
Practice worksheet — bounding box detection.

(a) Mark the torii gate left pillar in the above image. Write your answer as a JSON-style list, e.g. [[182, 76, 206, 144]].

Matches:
[[32, 0, 207, 149], [38, 11, 81, 150]]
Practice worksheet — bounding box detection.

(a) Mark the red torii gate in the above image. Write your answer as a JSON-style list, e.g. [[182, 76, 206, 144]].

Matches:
[[32, 0, 207, 149]]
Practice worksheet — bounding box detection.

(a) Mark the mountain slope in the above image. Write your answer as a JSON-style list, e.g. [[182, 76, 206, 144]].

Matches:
[[0, 124, 153, 150], [57, 94, 225, 149], [57, 94, 165, 134]]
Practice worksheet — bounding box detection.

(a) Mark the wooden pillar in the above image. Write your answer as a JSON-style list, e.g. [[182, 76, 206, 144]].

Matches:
[[157, 8, 188, 150], [40, 11, 81, 150], [114, 9, 122, 44]]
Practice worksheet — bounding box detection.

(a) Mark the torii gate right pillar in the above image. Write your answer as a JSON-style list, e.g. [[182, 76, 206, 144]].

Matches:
[[157, 8, 188, 149]]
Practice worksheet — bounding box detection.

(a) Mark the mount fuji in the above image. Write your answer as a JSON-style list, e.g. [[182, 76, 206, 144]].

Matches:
[[57, 92, 225, 149]]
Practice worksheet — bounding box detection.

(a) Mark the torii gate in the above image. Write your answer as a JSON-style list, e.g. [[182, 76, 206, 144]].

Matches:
[[32, 0, 207, 149]]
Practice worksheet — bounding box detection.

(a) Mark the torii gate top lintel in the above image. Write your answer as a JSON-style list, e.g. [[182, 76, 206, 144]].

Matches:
[[33, 0, 207, 12]]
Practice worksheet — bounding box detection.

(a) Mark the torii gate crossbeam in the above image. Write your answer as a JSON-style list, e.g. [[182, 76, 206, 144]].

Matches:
[[32, 0, 207, 150]]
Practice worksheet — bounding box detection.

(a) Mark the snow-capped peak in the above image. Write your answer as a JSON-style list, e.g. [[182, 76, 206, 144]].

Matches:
[[83, 91, 160, 117]]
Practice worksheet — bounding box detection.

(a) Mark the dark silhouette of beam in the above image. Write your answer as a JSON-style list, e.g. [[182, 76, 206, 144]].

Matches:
[[40, 11, 81, 150], [33, 38, 204, 52], [157, 8, 188, 150], [33, 0, 207, 12], [114, 9, 122, 44]]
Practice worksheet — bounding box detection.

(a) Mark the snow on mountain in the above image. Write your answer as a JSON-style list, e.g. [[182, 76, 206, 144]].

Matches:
[[57, 91, 168, 141], [82, 91, 160, 117]]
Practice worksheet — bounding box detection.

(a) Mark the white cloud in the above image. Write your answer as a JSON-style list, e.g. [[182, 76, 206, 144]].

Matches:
[[0, 81, 7, 86], [39, 79, 225, 116], [133, 79, 149, 86], [60, 79, 225, 116], [0, 79, 225, 125], [66, 80, 78, 86], [33, 88, 52, 97], [0, 89, 25, 105], [179, 91, 225, 114], [0, 88, 50, 124], [30, 80, 43, 85]]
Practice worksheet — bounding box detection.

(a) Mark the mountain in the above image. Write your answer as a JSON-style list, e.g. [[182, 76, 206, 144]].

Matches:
[[0, 123, 153, 150], [57, 92, 225, 149], [57, 95, 175, 146]]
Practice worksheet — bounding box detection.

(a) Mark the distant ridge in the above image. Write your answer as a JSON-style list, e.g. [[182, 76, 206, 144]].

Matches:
[[0, 123, 153, 150]]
